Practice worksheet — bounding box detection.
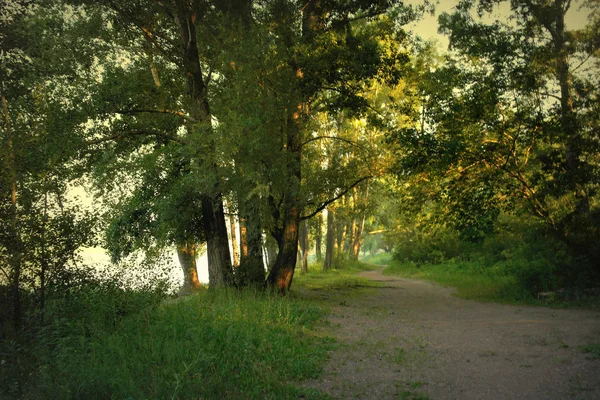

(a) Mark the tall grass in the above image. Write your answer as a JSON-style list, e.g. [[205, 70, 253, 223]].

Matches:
[[4, 284, 332, 400], [384, 260, 522, 302]]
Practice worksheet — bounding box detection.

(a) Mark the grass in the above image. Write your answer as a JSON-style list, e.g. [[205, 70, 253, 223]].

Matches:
[[4, 260, 389, 400], [16, 288, 333, 400], [383, 259, 521, 303], [383, 259, 600, 308], [578, 343, 600, 360], [383, 258, 600, 307], [359, 252, 394, 266], [293, 260, 381, 293]]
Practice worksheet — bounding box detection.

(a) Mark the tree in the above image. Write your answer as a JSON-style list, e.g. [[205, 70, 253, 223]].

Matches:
[[388, 0, 600, 281], [61, 0, 240, 290], [1, 0, 96, 336], [205, 0, 413, 292]]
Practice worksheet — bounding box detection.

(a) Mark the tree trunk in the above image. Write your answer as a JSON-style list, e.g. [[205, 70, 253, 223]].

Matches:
[[315, 212, 322, 261], [226, 200, 240, 268], [266, 117, 302, 293], [144, 45, 209, 290], [351, 183, 369, 261], [336, 219, 346, 259], [335, 196, 346, 259], [267, 201, 300, 293], [177, 241, 202, 294], [201, 196, 233, 288], [238, 208, 265, 287], [531, 1, 587, 218], [347, 219, 355, 258], [265, 235, 278, 271], [299, 220, 309, 273], [324, 207, 335, 270], [175, 2, 232, 287], [553, 11, 588, 215], [239, 216, 248, 259], [266, 0, 326, 292]]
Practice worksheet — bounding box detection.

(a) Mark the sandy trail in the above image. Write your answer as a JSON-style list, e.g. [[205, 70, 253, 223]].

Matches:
[[303, 268, 600, 399]]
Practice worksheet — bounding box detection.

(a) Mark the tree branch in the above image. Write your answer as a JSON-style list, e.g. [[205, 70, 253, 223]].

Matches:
[[301, 175, 372, 220], [0, 263, 10, 281], [115, 108, 197, 123], [302, 135, 367, 150], [108, 0, 178, 64], [367, 229, 388, 234], [84, 130, 185, 146]]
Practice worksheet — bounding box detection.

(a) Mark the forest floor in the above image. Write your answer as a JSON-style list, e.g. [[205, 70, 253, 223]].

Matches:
[[299, 267, 600, 400]]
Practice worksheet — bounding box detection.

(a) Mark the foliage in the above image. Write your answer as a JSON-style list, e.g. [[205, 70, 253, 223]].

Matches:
[[360, 251, 394, 266], [0, 0, 99, 337], [382, 214, 599, 304], [386, 0, 600, 286], [0, 269, 169, 399], [8, 287, 331, 400]]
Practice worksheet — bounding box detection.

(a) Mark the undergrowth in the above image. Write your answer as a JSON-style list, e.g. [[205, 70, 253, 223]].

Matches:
[[360, 252, 394, 266], [383, 216, 600, 307], [2, 282, 332, 400]]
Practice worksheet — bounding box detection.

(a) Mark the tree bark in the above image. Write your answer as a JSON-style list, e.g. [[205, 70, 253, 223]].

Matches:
[[324, 207, 335, 270], [336, 216, 346, 260], [315, 212, 322, 261], [238, 208, 265, 287], [299, 220, 309, 273], [226, 200, 240, 268], [347, 219, 355, 258], [266, 116, 302, 293], [175, 1, 232, 287], [201, 196, 233, 288], [239, 216, 248, 259], [264, 235, 278, 270], [351, 183, 369, 261], [267, 201, 300, 292], [177, 241, 202, 294]]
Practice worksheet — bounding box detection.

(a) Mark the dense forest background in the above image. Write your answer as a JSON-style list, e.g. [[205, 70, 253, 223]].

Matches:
[[1, 0, 599, 397]]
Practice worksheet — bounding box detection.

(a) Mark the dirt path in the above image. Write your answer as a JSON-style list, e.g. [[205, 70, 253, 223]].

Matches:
[[303, 268, 600, 399]]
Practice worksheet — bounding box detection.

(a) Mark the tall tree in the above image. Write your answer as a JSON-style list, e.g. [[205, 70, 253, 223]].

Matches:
[[1, 0, 96, 336], [65, 0, 238, 289], [388, 0, 600, 281], [212, 0, 412, 292]]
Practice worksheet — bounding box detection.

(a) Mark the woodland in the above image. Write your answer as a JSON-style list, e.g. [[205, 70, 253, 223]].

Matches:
[[1, 0, 599, 398]]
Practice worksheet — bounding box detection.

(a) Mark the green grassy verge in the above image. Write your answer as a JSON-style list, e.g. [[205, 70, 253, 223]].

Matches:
[[383, 259, 600, 307], [359, 252, 394, 266], [17, 289, 332, 400], [383, 260, 519, 302], [293, 260, 381, 292]]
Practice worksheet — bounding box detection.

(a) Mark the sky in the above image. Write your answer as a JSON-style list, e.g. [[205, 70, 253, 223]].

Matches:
[[408, 0, 592, 48]]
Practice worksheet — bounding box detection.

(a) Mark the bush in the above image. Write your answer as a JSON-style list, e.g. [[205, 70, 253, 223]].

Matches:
[[1, 273, 169, 400], [385, 215, 593, 302]]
